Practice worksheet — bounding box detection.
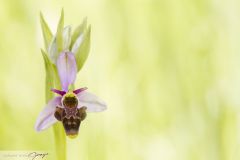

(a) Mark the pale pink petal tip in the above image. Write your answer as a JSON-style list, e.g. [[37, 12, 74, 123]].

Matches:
[[77, 91, 107, 112], [35, 97, 62, 131]]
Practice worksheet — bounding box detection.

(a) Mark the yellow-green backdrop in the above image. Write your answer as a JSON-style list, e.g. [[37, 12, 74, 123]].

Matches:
[[0, 0, 240, 160]]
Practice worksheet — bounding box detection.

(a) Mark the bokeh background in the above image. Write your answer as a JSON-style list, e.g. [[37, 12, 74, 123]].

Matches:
[[0, 0, 240, 160]]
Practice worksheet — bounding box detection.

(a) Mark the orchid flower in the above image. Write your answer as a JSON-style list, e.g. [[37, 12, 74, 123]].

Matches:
[[37, 10, 104, 160], [35, 51, 107, 138]]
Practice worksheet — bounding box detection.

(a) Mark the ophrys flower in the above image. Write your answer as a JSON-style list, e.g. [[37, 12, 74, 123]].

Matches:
[[35, 51, 107, 138]]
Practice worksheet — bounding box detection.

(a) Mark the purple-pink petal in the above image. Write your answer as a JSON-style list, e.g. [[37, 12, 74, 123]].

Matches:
[[51, 88, 66, 96], [35, 96, 62, 131], [57, 52, 77, 92], [73, 87, 88, 94]]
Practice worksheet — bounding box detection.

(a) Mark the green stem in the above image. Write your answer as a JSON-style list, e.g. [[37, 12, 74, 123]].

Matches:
[[53, 124, 66, 160]]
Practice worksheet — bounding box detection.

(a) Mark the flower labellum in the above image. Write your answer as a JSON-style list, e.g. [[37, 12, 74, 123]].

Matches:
[[35, 51, 107, 138], [54, 91, 86, 138]]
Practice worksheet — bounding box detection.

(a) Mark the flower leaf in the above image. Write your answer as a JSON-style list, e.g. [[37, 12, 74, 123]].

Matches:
[[56, 9, 64, 54], [41, 49, 61, 99], [48, 36, 57, 63], [70, 17, 87, 50], [73, 25, 91, 71], [71, 33, 83, 54], [41, 49, 55, 102], [52, 65, 61, 89], [63, 26, 72, 51], [40, 12, 53, 50]]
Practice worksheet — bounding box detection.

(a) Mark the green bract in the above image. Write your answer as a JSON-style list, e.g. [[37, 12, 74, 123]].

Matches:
[[73, 25, 91, 71], [40, 9, 91, 70], [40, 12, 53, 50]]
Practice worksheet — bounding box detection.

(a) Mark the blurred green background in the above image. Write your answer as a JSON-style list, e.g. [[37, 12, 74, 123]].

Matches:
[[0, 0, 240, 160]]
